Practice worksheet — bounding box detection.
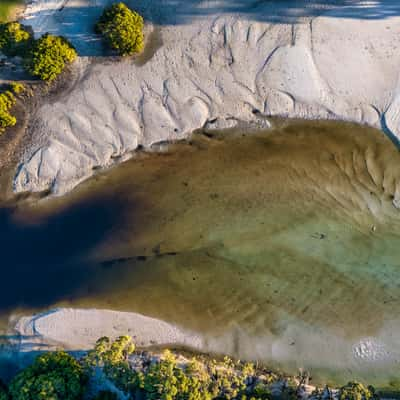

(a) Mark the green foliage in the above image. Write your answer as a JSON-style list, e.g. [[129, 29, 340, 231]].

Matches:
[[0, 379, 9, 400], [143, 350, 202, 400], [85, 336, 135, 367], [206, 356, 253, 400], [26, 33, 77, 81], [142, 352, 257, 400], [0, 90, 16, 133], [339, 382, 378, 400], [10, 81, 25, 94], [96, 2, 144, 56], [9, 351, 87, 400], [0, 338, 382, 400], [0, 21, 31, 56], [251, 383, 272, 400], [91, 390, 118, 400], [84, 336, 138, 394]]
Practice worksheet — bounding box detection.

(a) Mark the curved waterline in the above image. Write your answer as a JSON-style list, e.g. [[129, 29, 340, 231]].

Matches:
[[2, 120, 400, 387]]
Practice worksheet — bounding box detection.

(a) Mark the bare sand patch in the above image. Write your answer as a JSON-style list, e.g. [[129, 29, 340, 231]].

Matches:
[[12, 0, 400, 195]]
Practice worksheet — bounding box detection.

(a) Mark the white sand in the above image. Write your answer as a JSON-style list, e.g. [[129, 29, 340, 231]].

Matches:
[[13, 0, 400, 195], [14, 308, 203, 351], [12, 308, 400, 375]]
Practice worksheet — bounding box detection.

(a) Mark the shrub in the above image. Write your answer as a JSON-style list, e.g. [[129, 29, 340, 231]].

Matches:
[[84, 336, 139, 395], [91, 390, 118, 400], [339, 381, 378, 400], [0, 379, 9, 400], [96, 2, 144, 56], [0, 21, 31, 56], [10, 81, 25, 94], [9, 351, 88, 400], [143, 350, 203, 400], [85, 335, 135, 367], [26, 33, 77, 81], [0, 90, 16, 133]]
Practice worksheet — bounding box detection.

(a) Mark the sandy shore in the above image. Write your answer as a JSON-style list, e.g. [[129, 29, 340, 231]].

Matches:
[[13, 308, 203, 351], [11, 0, 400, 195], [12, 307, 400, 372]]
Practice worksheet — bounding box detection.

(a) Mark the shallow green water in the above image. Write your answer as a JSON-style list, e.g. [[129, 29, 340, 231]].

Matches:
[[2, 120, 400, 387]]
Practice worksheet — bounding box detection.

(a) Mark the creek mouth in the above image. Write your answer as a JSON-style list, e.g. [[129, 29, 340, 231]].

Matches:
[[1, 120, 400, 387]]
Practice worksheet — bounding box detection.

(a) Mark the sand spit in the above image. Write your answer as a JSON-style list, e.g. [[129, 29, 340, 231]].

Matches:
[[12, 0, 400, 195], [14, 308, 203, 351], [12, 308, 400, 375]]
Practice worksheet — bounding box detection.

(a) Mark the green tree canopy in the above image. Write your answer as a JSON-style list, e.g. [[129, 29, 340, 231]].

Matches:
[[339, 381, 378, 400], [26, 33, 77, 81], [0, 90, 16, 133], [9, 351, 88, 400], [96, 2, 144, 56], [0, 378, 9, 400], [0, 21, 31, 56]]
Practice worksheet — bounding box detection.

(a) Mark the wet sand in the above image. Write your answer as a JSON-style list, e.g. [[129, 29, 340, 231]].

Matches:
[[2, 120, 400, 386]]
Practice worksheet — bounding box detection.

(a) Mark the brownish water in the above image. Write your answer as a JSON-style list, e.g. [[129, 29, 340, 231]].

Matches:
[[2, 120, 400, 386]]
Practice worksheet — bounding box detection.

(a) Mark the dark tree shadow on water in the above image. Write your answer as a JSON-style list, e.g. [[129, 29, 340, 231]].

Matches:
[[20, 0, 400, 56], [0, 191, 136, 313]]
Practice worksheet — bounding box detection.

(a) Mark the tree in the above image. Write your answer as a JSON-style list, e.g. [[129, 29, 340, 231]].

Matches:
[[96, 2, 144, 56], [339, 382, 379, 400], [0, 379, 9, 400], [91, 390, 118, 400], [9, 351, 88, 400], [0, 21, 31, 56], [26, 33, 77, 81], [0, 90, 16, 133], [84, 336, 138, 395]]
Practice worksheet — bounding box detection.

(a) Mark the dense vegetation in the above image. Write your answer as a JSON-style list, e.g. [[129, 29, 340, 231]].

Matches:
[[0, 2, 142, 133], [0, 21, 31, 56], [0, 22, 76, 132], [0, 90, 16, 133], [0, 336, 382, 400], [25, 33, 77, 81], [9, 352, 87, 400], [0, 22, 76, 82], [96, 2, 144, 56]]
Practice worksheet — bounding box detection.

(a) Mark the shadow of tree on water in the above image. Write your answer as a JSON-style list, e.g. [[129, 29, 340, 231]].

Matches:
[[0, 190, 138, 313]]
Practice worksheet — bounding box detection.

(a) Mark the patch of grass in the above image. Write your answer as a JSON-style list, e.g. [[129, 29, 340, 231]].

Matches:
[[0, 0, 23, 23]]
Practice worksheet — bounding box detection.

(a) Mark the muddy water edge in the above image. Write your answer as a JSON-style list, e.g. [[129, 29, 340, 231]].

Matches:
[[1, 120, 400, 388]]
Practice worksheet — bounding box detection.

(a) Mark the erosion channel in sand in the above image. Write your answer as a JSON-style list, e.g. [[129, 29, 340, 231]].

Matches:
[[13, 0, 400, 196], [1, 121, 400, 387]]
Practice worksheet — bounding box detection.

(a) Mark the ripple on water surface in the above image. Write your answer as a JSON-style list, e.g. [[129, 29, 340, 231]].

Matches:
[[2, 120, 400, 386]]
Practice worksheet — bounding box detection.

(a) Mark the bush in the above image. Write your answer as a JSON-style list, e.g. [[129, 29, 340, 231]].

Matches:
[[9, 351, 88, 400], [339, 381, 378, 400], [0, 21, 31, 56], [84, 336, 139, 395], [26, 33, 77, 81], [0, 90, 16, 133], [0, 379, 9, 400], [96, 2, 144, 56], [91, 390, 118, 400], [10, 81, 25, 94]]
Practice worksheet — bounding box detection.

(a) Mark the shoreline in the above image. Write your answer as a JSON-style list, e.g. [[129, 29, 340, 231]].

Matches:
[[10, 0, 400, 197], [10, 307, 400, 385]]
